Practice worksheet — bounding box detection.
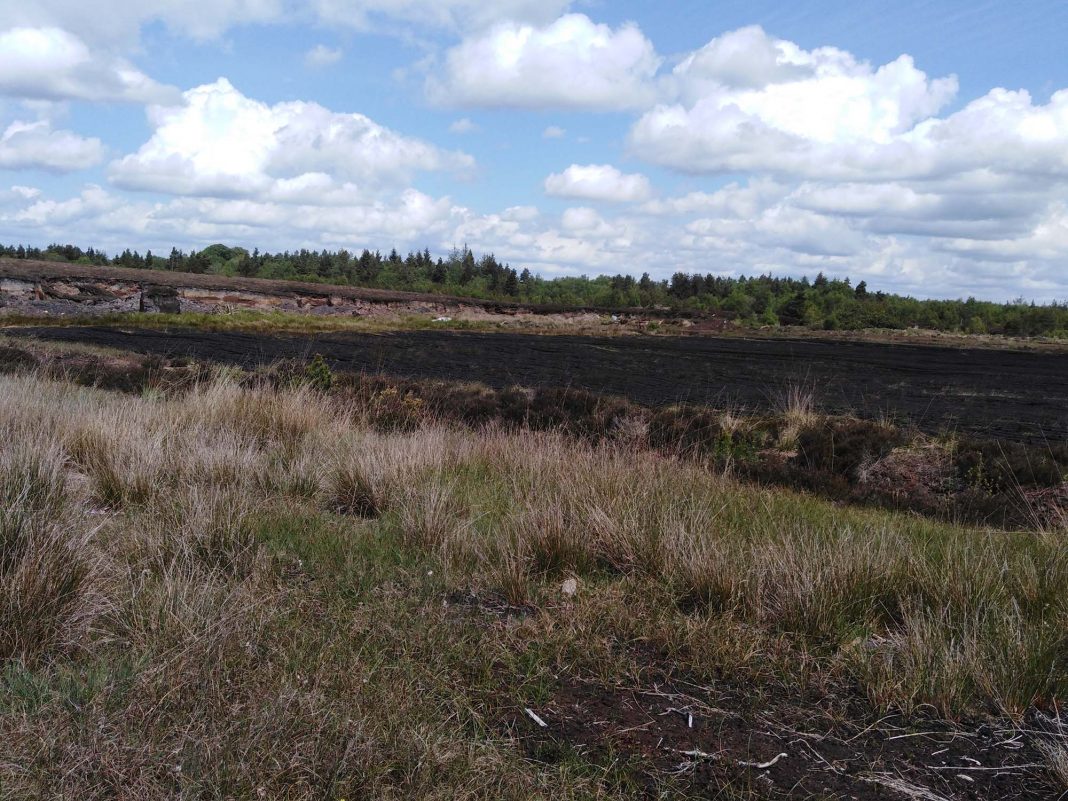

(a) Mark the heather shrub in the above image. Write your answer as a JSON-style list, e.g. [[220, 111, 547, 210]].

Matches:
[[797, 419, 907, 479]]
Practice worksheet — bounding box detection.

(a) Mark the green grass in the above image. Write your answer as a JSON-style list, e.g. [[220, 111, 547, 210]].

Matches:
[[1, 308, 506, 335], [0, 371, 1065, 798]]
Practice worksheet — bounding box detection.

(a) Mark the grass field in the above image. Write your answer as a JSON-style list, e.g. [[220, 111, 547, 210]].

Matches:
[[1, 309, 509, 335], [7, 306, 1068, 354], [1, 367, 1066, 798]]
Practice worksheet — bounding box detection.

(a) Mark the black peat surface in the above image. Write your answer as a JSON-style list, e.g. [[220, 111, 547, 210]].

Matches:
[[14, 325, 1068, 443]]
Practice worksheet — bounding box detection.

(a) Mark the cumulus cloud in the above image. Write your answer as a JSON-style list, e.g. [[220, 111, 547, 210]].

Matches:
[[4, 13, 1068, 302], [0, 27, 178, 103], [429, 14, 660, 110], [631, 27, 960, 178], [545, 164, 652, 203], [7, 174, 1068, 301], [933, 202, 1068, 264], [0, 181, 464, 255], [610, 24, 1068, 299], [0, 119, 104, 172], [630, 24, 1068, 188], [5, 184, 120, 226], [542, 126, 566, 139], [109, 79, 474, 200], [304, 44, 343, 67]]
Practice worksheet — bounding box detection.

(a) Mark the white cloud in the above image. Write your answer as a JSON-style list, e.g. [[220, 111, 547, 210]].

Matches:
[[449, 117, 479, 134], [310, 0, 572, 33], [545, 164, 652, 203], [501, 205, 539, 221], [0, 27, 178, 103], [7, 176, 1068, 301], [2, 0, 571, 47], [429, 14, 660, 110], [454, 203, 646, 272], [640, 179, 787, 217], [0, 1, 284, 45], [0, 184, 42, 207], [667, 25, 811, 94], [304, 44, 343, 67], [612, 25, 1068, 300], [109, 79, 474, 200], [630, 25, 1068, 188], [542, 126, 566, 139], [630, 26, 960, 178], [3, 14, 1067, 303], [0, 119, 104, 172], [6, 184, 120, 226], [0, 182, 464, 254], [934, 202, 1068, 263]]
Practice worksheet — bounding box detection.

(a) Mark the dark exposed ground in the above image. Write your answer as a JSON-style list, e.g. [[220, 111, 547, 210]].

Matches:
[[9, 325, 1067, 444], [511, 674, 1060, 800], [453, 598, 1065, 801]]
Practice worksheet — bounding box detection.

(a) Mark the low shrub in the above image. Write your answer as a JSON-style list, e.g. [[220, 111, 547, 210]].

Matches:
[[303, 353, 333, 391], [0, 345, 40, 374], [648, 405, 763, 465], [955, 439, 1068, 492], [797, 419, 907, 479]]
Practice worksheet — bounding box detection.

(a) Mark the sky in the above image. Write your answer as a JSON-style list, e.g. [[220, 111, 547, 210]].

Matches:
[[1, 1, 1067, 301]]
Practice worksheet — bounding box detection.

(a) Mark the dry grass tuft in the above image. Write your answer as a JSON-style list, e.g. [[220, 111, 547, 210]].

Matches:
[[2, 369, 1067, 798], [1041, 739, 1068, 791], [775, 382, 820, 448], [0, 441, 110, 663]]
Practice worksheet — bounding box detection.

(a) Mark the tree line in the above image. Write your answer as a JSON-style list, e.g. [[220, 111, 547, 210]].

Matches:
[[2, 241, 1066, 338]]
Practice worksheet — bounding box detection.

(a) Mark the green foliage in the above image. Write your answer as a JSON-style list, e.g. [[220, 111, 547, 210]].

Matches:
[[303, 354, 333, 392], [5, 240, 1068, 338]]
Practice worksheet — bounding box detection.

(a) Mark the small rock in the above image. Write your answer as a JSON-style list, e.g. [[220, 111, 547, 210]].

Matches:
[[561, 577, 578, 596]]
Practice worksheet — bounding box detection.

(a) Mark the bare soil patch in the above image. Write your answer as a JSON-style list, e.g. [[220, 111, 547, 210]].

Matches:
[[510, 672, 1062, 799]]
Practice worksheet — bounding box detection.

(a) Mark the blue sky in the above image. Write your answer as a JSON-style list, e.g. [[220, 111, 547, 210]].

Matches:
[[1, 1, 1067, 301]]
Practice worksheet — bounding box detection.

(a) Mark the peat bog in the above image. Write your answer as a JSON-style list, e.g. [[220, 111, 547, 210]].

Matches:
[[11, 324, 1068, 443]]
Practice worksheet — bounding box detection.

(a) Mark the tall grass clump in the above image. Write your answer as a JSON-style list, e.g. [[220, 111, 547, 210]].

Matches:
[[0, 441, 108, 663]]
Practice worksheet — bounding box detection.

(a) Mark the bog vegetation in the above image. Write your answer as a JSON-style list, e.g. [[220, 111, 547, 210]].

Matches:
[[5, 240, 1068, 337], [1, 362, 1067, 798]]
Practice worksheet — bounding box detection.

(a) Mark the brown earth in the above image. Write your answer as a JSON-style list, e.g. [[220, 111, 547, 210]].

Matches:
[[8, 324, 1067, 444]]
